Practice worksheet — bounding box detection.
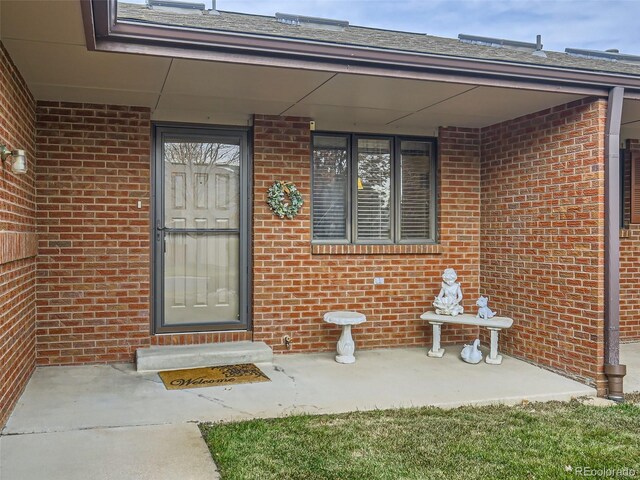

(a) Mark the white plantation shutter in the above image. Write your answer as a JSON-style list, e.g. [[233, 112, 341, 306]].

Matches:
[[400, 141, 432, 240], [312, 135, 349, 240], [356, 138, 392, 241]]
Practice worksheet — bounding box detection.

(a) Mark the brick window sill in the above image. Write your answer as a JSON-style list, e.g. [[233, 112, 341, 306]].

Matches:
[[311, 243, 443, 255]]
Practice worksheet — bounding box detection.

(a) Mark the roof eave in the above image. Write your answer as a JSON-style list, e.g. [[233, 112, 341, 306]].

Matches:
[[82, 0, 640, 99]]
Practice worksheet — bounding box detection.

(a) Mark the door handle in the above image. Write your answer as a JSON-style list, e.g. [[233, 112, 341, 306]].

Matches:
[[155, 219, 166, 253]]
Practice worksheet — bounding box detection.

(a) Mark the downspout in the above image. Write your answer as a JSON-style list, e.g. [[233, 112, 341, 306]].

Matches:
[[604, 86, 626, 401]]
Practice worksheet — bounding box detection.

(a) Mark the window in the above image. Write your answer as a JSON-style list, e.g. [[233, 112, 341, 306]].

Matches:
[[632, 151, 640, 224], [311, 135, 349, 239], [356, 138, 392, 241], [311, 133, 437, 244]]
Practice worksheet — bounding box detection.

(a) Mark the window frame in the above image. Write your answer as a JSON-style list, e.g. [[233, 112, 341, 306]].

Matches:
[[311, 131, 438, 245], [632, 150, 640, 224]]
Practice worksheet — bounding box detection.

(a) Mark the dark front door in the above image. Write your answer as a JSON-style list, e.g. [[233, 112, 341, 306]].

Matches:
[[153, 126, 250, 333]]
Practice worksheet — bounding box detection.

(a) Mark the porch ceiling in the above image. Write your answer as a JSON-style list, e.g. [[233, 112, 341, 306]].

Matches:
[[6, 0, 637, 137]]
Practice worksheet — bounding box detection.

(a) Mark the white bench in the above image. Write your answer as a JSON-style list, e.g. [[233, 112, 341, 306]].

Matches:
[[420, 311, 513, 365]]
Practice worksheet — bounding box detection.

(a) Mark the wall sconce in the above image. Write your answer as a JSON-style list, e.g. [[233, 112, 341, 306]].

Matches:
[[0, 144, 27, 174]]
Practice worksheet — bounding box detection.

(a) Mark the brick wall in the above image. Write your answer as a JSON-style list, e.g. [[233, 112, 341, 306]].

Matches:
[[252, 115, 481, 352], [0, 42, 37, 428], [32, 101, 613, 390], [35, 103, 255, 365], [621, 139, 640, 341], [35, 102, 153, 365], [480, 98, 607, 391], [35, 111, 482, 363]]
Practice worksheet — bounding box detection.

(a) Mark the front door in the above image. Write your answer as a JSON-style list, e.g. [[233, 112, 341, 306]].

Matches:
[[153, 126, 249, 333]]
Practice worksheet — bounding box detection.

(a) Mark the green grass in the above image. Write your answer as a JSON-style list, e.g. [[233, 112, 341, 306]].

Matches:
[[199, 400, 640, 480]]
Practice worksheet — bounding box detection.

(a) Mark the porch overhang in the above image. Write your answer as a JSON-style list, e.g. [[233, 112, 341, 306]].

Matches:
[[82, 0, 640, 96], [0, 3, 595, 136], [2, 0, 640, 139]]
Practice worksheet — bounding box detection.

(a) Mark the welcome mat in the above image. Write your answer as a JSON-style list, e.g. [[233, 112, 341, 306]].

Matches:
[[158, 363, 270, 390]]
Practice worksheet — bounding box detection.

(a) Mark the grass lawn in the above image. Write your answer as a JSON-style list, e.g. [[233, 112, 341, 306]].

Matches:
[[200, 399, 640, 480]]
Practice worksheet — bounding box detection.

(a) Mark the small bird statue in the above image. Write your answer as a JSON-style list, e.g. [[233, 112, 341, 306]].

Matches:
[[461, 339, 483, 364]]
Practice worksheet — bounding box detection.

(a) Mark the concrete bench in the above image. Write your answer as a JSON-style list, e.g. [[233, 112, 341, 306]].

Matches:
[[420, 311, 513, 365]]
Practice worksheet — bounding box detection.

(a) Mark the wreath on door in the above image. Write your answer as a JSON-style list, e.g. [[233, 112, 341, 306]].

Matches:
[[266, 181, 303, 219]]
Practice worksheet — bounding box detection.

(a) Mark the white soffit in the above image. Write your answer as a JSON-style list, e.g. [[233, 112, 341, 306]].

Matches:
[[151, 108, 250, 126], [163, 59, 334, 103], [294, 73, 475, 112], [153, 93, 293, 120], [1, 0, 85, 46], [390, 86, 583, 129], [2, 40, 171, 94], [283, 103, 409, 127], [29, 84, 161, 108]]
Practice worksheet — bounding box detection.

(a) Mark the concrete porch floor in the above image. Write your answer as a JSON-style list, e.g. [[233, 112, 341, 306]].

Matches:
[[0, 347, 595, 480], [621, 342, 640, 393]]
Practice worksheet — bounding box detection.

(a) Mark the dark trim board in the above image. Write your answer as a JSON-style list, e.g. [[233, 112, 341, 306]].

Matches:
[[152, 123, 252, 334]]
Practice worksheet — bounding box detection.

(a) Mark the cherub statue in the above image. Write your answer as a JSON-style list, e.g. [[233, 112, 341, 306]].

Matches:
[[475, 296, 496, 320], [433, 268, 464, 316]]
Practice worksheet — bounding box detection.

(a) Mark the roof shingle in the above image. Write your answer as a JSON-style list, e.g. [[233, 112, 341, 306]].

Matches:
[[117, 3, 640, 77]]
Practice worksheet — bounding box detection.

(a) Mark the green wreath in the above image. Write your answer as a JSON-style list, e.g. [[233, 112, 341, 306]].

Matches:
[[266, 181, 303, 219]]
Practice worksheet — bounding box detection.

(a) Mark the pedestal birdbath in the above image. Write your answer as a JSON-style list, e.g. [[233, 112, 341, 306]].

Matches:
[[323, 311, 367, 364]]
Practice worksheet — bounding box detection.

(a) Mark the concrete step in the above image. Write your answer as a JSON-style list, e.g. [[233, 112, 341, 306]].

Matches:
[[136, 341, 273, 373]]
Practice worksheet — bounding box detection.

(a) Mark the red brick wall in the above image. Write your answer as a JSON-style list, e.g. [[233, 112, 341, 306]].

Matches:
[[621, 139, 640, 341], [35, 103, 256, 365], [252, 115, 481, 353], [480, 98, 606, 390], [0, 42, 37, 428], [33, 101, 613, 390], [35, 102, 153, 365], [35, 111, 482, 363]]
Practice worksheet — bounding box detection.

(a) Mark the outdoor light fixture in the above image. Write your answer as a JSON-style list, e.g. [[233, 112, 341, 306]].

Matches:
[[0, 144, 27, 174]]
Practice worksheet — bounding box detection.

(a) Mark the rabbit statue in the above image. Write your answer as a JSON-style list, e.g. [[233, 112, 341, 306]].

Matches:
[[461, 339, 483, 364]]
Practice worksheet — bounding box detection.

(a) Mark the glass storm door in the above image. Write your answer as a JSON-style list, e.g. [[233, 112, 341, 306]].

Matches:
[[154, 127, 249, 333]]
